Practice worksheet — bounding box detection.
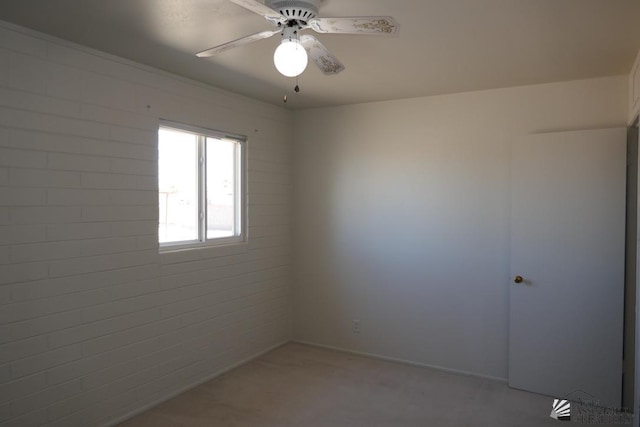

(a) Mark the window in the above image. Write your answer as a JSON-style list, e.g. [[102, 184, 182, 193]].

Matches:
[[158, 122, 245, 249]]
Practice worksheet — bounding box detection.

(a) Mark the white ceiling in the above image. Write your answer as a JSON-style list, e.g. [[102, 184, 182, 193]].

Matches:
[[0, 0, 639, 109]]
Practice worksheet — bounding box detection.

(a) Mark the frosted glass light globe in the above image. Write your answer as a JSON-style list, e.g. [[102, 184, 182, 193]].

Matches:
[[273, 40, 308, 77]]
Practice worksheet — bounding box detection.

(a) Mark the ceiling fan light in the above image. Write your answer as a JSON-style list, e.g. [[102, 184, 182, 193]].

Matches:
[[273, 39, 308, 77]]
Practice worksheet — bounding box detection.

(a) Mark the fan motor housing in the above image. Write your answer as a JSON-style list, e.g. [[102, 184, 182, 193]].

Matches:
[[265, 0, 319, 22]]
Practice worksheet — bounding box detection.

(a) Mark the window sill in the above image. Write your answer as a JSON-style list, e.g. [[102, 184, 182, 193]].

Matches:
[[159, 239, 248, 261]]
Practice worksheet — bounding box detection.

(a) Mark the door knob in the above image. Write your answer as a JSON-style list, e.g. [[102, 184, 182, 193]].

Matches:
[[514, 275, 524, 284]]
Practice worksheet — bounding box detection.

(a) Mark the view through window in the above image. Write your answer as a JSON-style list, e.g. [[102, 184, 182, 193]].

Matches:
[[158, 124, 244, 248]]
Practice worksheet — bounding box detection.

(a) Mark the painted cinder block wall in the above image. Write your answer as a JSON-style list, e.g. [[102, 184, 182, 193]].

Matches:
[[0, 22, 293, 426]]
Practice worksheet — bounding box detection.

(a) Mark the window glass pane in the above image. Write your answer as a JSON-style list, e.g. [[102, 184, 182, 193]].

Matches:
[[206, 138, 236, 239], [158, 129, 198, 243]]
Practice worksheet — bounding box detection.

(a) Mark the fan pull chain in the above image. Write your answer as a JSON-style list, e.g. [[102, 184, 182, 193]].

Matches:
[[284, 79, 300, 103]]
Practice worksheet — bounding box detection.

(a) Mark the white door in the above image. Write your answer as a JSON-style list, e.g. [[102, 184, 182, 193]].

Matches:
[[509, 128, 626, 408]]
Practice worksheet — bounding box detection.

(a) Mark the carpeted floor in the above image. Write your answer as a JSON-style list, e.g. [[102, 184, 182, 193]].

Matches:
[[118, 343, 628, 426]]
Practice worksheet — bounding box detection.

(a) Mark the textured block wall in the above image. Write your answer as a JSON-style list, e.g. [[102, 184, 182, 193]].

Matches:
[[0, 22, 292, 427]]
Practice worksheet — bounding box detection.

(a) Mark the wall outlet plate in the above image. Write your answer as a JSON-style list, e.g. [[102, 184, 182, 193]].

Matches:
[[352, 319, 360, 334]]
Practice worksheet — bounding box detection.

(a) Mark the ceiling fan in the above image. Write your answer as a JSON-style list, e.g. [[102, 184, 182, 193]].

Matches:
[[196, 0, 399, 78]]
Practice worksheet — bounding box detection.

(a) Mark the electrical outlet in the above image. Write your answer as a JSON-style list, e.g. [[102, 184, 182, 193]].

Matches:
[[352, 319, 361, 334]]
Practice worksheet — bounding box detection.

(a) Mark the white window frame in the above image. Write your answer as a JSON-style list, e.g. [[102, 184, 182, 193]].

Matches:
[[159, 120, 246, 251]]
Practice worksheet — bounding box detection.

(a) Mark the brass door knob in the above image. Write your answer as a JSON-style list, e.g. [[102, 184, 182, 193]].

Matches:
[[514, 275, 524, 284]]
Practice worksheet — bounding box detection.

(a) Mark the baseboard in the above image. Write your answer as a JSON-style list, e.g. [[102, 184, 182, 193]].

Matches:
[[292, 339, 507, 384], [104, 340, 291, 427]]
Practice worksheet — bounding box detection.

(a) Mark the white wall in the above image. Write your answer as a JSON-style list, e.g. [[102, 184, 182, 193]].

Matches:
[[0, 22, 292, 426], [292, 76, 628, 380]]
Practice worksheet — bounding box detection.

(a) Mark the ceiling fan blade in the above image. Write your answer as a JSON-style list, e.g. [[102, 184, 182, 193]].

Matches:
[[309, 17, 399, 35], [228, 0, 284, 24], [196, 29, 280, 57], [300, 35, 345, 75]]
